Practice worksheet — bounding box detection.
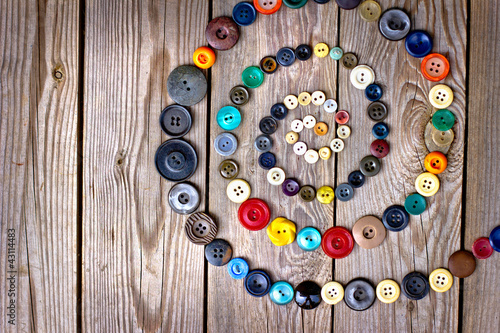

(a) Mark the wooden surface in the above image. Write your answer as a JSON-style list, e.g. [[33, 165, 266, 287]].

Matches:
[[0, 0, 499, 332]]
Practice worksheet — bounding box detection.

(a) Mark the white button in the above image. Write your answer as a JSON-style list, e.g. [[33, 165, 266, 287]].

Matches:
[[323, 99, 338, 113], [291, 119, 304, 133], [302, 115, 317, 129], [304, 149, 319, 164], [337, 125, 351, 139], [284, 94, 298, 109], [311, 91, 326, 105], [350, 65, 375, 90], [267, 167, 285, 185], [226, 179, 251, 203], [428, 84, 454, 109], [293, 141, 307, 155], [330, 138, 344, 152]]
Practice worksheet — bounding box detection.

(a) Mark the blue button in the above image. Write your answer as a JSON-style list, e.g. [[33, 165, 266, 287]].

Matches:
[[214, 132, 238, 156], [276, 47, 296, 67], [258, 152, 276, 170], [490, 226, 500, 252], [232, 2, 257, 26], [365, 84, 383, 101], [270, 103, 288, 120], [382, 205, 409, 232], [372, 122, 389, 139], [227, 258, 249, 279], [217, 106, 241, 131], [245, 270, 271, 297], [269, 281, 294, 305], [297, 227, 321, 251], [405, 30, 433, 58]]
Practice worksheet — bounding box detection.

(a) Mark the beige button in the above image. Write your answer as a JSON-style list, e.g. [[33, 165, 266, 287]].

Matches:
[[226, 179, 251, 203], [291, 119, 304, 133], [428, 84, 454, 109], [337, 125, 351, 139], [358, 0, 381, 22], [415, 172, 440, 197], [298, 92, 311, 105], [314, 122, 328, 136], [311, 91, 326, 105], [321, 281, 344, 305], [284, 94, 299, 109], [424, 121, 453, 154], [285, 131, 299, 144], [432, 128, 454, 147], [352, 216, 386, 249], [319, 147, 332, 160], [350, 65, 375, 90], [267, 167, 285, 185], [293, 141, 307, 155], [303, 115, 317, 129], [304, 149, 319, 164], [330, 138, 344, 152]]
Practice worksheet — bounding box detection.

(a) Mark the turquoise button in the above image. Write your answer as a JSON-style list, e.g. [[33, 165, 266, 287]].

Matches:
[[404, 193, 427, 215], [432, 109, 455, 131], [242, 66, 264, 88], [329, 47, 343, 60], [269, 281, 294, 305], [297, 227, 321, 251], [217, 106, 241, 130], [227, 258, 249, 279]]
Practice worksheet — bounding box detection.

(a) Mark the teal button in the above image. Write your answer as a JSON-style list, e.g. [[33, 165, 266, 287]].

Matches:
[[404, 193, 427, 215], [297, 227, 321, 251], [329, 46, 344, 60], [283, 0, 308, 9], [242, 66, 264, 88], [269, 281, 294, 305], [432, 109, 455, 131], [217, 106, 241, 130]]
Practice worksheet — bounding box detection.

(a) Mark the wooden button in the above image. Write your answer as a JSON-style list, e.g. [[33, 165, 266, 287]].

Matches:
[[299, 185, 316, 202], [311, 91, 326, 105], [376, 279, 400, 304], [424, 151, 447, 174], [316, 186, 334, 204], [205, 17, 239, 50], [429, 84, 454, 109], [284, 94, 299, 109], [304, 149, 319, 164], [319, 147, 332, 160], [350, 65, 375, 90], [295, 281, 322, 309], [341, 52, 358, 69], [205, 239, 232, 266], [321, 281, 344, 305], [267, 167, 286, 185], [267, 217, 296, 246], [330, 138, 344, 152], [285, 131, 299, 144], [429, 268, 453, 292], [218, 159, 239, 179], [168, 182, 200, 214], [415, 172, 440, 197], [226, 179, 251, 203], [359, 155, 381, 177], [448, 250, 476, 278], [337, 125, 351, 139], [314, 122, 328, 136], [358, 0, 381, 22], [298, 91, 312, 105], [167, 65, 207, 106], [313, 42, 329, 58], [303, 115, 317, 128], [352, 216, 386, 249], [324, 99, 338, 113], [293, 141, 308, 155], [370, 139, 390, 158], [185, 212, 217, 245], [229, 85, 249, 105]]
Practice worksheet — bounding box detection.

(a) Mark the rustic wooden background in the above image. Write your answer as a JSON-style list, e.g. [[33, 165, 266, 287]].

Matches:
[[0, 0, 499, 332]]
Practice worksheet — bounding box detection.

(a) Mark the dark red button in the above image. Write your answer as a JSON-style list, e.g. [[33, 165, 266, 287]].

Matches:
[[370, 139, 390, 158], [205, 17, 240, 51], [238, 198, 271, 231], [321, 226, 354, 259], [472, 237, 494, 259]]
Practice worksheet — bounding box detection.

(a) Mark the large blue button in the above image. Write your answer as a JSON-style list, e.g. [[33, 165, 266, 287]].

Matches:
[[217, 106, 241, 131], [258, 152, 276, 170], [297, 227, 321, 251], [365, 84, 383, 101], [227, 258, 249, 279], [372, 122, 389, 139], [269, 281, 294, 305], [382, 205, 409, 232], [232, 2, 257, 26], [405, 30, 433, 58], [490, 226, 500, 252], [245, 270, 271, 297]]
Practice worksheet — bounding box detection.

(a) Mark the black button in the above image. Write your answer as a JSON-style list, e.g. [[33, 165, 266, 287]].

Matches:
[[258, 152, 276, 170], [314, 0, 330, 3], [295, 44, 312, 61], [185, 212, 217, 245], [159, 105, 192, 138], [382, 205, 410, 232], [167, 65, 207, 106], [259, 116, 278, 134], [245, 270, 271, 297], [344, 279, 376, 311], [348, 170, 365, 188], [299, 185, 316, 202], [205, 16, 240, 50], [270, 103, 288, 120], [260, 56, 279, 74], [168, 182, 200, 214], [335, 183, 354, 201], [229, 86, 249, 105], [367, 101, 388, 121], [294, 281, 322, 310], [254, 134, 273, 153], [276, 47, 296, 67], [335, 0, 361, 9], [155, 139, 197, 182], [205, 239, 232, 266], [379, 8, 411, 41], [402, 272, 429, 300]]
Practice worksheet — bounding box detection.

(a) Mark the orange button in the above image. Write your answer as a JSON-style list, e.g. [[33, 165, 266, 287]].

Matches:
[[193, 46, 216, 69], [253, 0, 282, 15], [314, 122, 328, 136], [424, 151, 448, 174], [421, 53, 450, 82]]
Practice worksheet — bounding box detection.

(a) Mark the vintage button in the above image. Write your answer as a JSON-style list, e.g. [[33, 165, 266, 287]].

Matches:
[[205, 239, 232, 266], [319, 146, 332, 160], [448, 250, 476, 278], [429, 268, 453, 293], [429, 84, 454, 109], [421, 53, 450, 82], [298, 92, 312, 105], [365, 83, 383, 101], [269, 281, 294, 305], [432, 109, 455, 131], [206, 17, 239, 50], [335, 183, 354, 202], [267, 167, 286, 185], [259, 116, 278, 134], [378, 8, 411, 41], [245, 270, 271, 297], [238, 198, 271, 231], [367, 101, 388, 121], [314, 42, 329, 58], [424, 151, 447, 174], [285, 131, 299, 144], [341, 52, 358, 69], [253, 0, 282, 15], [344, 279, 376, 311], [293, 141, 307, 155], [322, 226, 354, 258], [311, 91, 326, 105], [304, 149, 320, 164], [405, 30, 433, 58], [283, 0, 308, 8], [227, 258, 249, 279], [382, 205, 409, 232], [335, 110, 349, 123], [317, 186, 335, 204], [337, 125, 351, 139], [329, 46, 343, 60], [214, 132, 238, 156], [350, 65, 375, 90], [159, 105, 193, 138], [229, 85, 250, 105], [284, 94, 299, 109], [353, 216, 386, 249], [358, 0, 381, 22], [321, 282, 344, 305], [276, 47, 296, 67], [219, 159, 239, 179], [258, 152, 276, 170], [401, 272, 430, 300], [432, 126, 454, 147], [232, 2, 257, 26], [324, 99, 338, 113], [226, 179, 251, 203], [330, 138, 344, 152], [424, 121, 453, 154], [299, 185, 316, 202], [376, 279, 400, 304], [314, 0, 331, 3], [242, 66, 265, 88], [297, 227, 322, 251], [217, 106, 241, 130], [303, 115, 317, 128], [359, 155, 381, 177], [370, 139, 390, 158], [489, 226, 500, 252], [336, 0, 361, 9], [167, 65, 207, 106], [155, 139, 198, 181], [282, 178, 300, 196], [415, 172, 440, 197], [472, 237, 494, 259], [295, 44, 312, 61], [168, 182, 200, 214], [259, 56, 279, 74], [185, 212, 217, 245], [348, 170, 365, 188], [295, 281, 322, 310], [254, 134, 273, 153], [267, 217, 296, 246], [270, 103, 288, 120], [193, 46, 216, 69], [372, 122, 389, 139], [314, 122, 328, 136], [404, 193, 427, 215]]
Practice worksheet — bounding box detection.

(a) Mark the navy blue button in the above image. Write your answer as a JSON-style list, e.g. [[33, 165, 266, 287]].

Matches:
[[405, 30, 433, 58], [372, 122, 389, 139], [258, 152, 276, 170], [270, 103, 288, 120], [297, 227, 321, 251], [490, 226, 500, 252], [232, 2, 257, 26], [348, 170, 365, 188], [227, 258, 249, 279], [259, 116, 278, 134], [382, 205, 409, 232], [269, 281, 294, 305], [276, 47, 296, 67], [295, 44, 312, 61], [402, 272, 429, 300], [245, 270, 271, 297], [155, 139, 198, 182], [365, 84, 383, 102]]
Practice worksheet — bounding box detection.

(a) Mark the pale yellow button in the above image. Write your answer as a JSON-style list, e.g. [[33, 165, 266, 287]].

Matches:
[[298, 92, 312, 105], [319, 147, 332, 160], [321, 281, 344, 305], [293, 141, 307, 155], [317, 186, 334, 204], [284, 94, 299, 109], [415, 172, 440, 197], [358, 0, 382, 22], [330, 138, 344, 152], [432, 128, 454, 147], [303, 115, 317, 129], [429, 268, 453, 293], [226, 179, 251, 203], [429, 84, 454, 109], [376, 279, 400, 304], [311, 91, 326, 105], [337, 125, 351, 139], [291, 119, 304, 133], [267, 217, 296, 246], [285, 131, 299, 144], [350, 65, 375, 90], [304, 149, 319, 164], [314, 42, 329, 58], [267, 167, 285, 185]]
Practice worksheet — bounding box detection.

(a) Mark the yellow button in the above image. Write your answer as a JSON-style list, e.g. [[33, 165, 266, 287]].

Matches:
[[337, 125, 351, 139], [267, 167, 285, 186], [226, 179, 251, 203], [415, 172, 440, 197], [267, 217, 296, 246], [304, 149, 319, 164], [319, 147, 332, 160], [317, 186, 334, 204], [303, 115, 317, 129], [330, 138, 344, 152], [376, 279, 400, 304], [429, 268, 453, 293], [321, 281, 344, 305], [298, 92, 311, 105], [429, 84, 454, 109], [284, 94, 299, 109], [314, 122, 328, 136], [285, 131, 299, 144], [314, 42, 329, 58], [311, 91, 326, 105], [358, 0, 381, 22]]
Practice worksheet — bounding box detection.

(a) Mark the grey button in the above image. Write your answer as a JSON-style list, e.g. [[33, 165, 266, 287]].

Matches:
[[335, 183, 354, 201], [344, 279, 376, 311], [359, 155, 381, 177], [367, 101, 388, 121], [379, 8, 411, 41], [254, 134, 273, 153], [159, 105, 192, 138], [155, 139, 198, 181], [167, 65, 207, 106], [214, 132, 238, 156], [230, 86, 249, 105], [168, 182, 200, 214]]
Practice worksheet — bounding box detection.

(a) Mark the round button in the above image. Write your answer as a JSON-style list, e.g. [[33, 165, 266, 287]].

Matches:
[[359, 155, 381, 177], [238, 198, 271, 231], [253, 0, 282, 15], [344, 279, 376, 311], [421, 53, 450, 82], [350, 65, 375, 90], [167, 65, 207, 106], [378, 8, 411, 41], [284, 94, 299, 109], [432, 109, 455, 131], [242, 66, 265, 88], [415, 172, 440, 197], [259, 56, 278, 74], [370, 139, 390, 158], [365, 83, 383, 101], [185, 212, 217, 245], [282, 178, 300, 196], [159, 105, 193, 138], [348, 170, 365, 188], [472, 237, 494, 259], [232, 2, 257, 26], [329, 46, 343, 60], [227, 258, 249, 279], [214, 132, 238, 156], [429, 84, 454, 109], [267, 167, 286, 185], [219, 159, 239, 179], [267, 217, 296, 246], [226, 179, 251, 203], [229, 85, 250, 105], [405, 30, 433, 58], [299, 185, 316, 202], [259, 116, 278, 134], [376, 279, 400, 304], [254, 134, 273, 153], [297, 227, 322, 251], [270, 103, 288, 120], [244, 270, 271, 297], [314, 122, 328, 136], [311, 91, 326, 105], [317, 186, 335, 204], [372, 122, 389, 139], [337, 125, 351, 139], [205, 239, 232, 266], [382, 205, 409, 232], [276, 47, 296, 66], [358, 0, 381, 22], [168, 182, 200, 214], [155, 139, 198, 181], [335, 183, 354, 202], [298, 92, 312, 105], [401, 272, 430, 300], [319, 147, 332, 160], [269, 281, 294, 305], [295, 281, 322, 310], [336, 0, 361, 10], [424, 121, 454, 154], [217, 106, 241, 130], [335, 110, 349, 124], [367, 101, 388, 121], [404, 193, 427, 215], [293, 141, 308, 155], [321, 281, 344, 305], [205, 16, 239, 50], [313, 42, 329, 58], [324, 99, 338, 113], [193, 46, 216, 69], [285, 131, 299, 144], [295, 44, 312, 61], [424, 151, 447, 174], [448, 250, 476, 278], [489, 226, 500, 252], [330, 138, 345, 152], [258, 152, 276, 170], [304, 149, 320, 164], [352, 216, 386, 249], [429, 268, 454, 293], [341, 52, 358, 69], [303, 115, 317, 128], [322, 226, 354, 258]]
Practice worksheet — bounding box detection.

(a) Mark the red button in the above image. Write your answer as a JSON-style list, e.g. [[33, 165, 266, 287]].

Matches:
[[335, 110, 350, 124], [472, 237, 494, 259], [421, 53, 450, 82], [321, 226, 354, 259], [370, 139, 390, 158], [238, 198, 271, 231]]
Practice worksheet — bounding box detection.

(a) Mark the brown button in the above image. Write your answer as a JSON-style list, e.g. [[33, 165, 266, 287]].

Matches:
[[314, 122, 329, 136], [185, 212, 218, 245], [341, 53, 358, 69], [352, 216, 386, 249], [219, 159, 239, 179], [205, 17, 239, 50], [229, 86, 249, 105], [448, 250, 476, 278], [299, 185, 316, 202], [259, 56, 278, 74]]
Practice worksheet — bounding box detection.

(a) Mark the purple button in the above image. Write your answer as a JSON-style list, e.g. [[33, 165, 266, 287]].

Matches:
[[282, 179, 300, 196]]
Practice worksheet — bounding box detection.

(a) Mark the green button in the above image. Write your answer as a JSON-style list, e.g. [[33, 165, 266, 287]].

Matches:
[[432, 109, 455, 131], [242, 66, 264, 89], [329, 46, 344, 60], [404, 193, 427, 215], [217, 106, 241, 131], [283, 0, 308, 9]]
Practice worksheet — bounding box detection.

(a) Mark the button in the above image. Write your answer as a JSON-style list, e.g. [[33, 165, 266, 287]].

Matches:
[[335, 110, 349, 123], [448, 250, 476, 278], [185, 212, 217, 245], [352, 216, 386, 249], [282, 178, 300, 196], [229, 85, 250, 105], [424, 151, 447, 174], [253, 0, 282, 15], [270, 103, 288, 120], [298, 92, 312, 105], [314, 122, 328, 136], [214, 132, 238, 156], [337, 125, 351, 139], [258, 152, 276, 170], [227, 258, 249, 279], [335, 183, 354, 202], [267, 217, 296, 246], [365, 83, 383, 101], [295, 44, 312, 61], [167, 65, 207, 106], [421, 53, 450, 82], [269, 281, 294, 305], [297, 227, 322, 251], [267, 167, 286, 185], [344, 279, 376, 311], [404, 193, 427, 215], [367, 101, 388, 121], [348, 170, 365, 188], [217, 106, 241, 130], [415, 172, 440, 197], [376, 279, 400, 304], [284, 94, 299, 109], [329, 46, 343, 60], [405, 30, 433, 58], [238, 198, 271, 231], [155, 139, 198, 181], [314, 0, 331, 3], [432, 126, 455, 147], [254, 134, 273, 153], [358, 0, 381, 22], [336, 0, 361, 9], [219, 159, 239, 179], [205, 239, 232, 266], [359, 155, 381, 177], [341, 52, 358, 69], [370, 139, 390, 158], [168, 182, 200, 214], [259, 56, 279, 74], [330, 138, 344, 152], [350, 65, 375, 90], [244, 270, 271, 297], [319, 147, 332, 160], [304, 149, 320, 164], [159, 105, 193, 138], [295, 281, 322, 310], [378, 8, 411, 41], [489, 226, 500, 252], [424, 121, 453, 154], [285, 131, 299, 144], [432, 109, 455, 131], [322, 226, 354, 258], [299, 185, 316, 202], [205, 17, 240, 50], [314, 42, 329, 58], [293, 141, 307, 155], [242, 66, 265, 88], [382, 205, 409, 232], [232, 2, 257, 26], [283, 0, 308, 8], [303, 115, 317, 128], [472, 237, 494, 259], [429, 84, 454, 109], [321, 282, 344, 305], [311, 91, 326, 105], [429, 268, 453, 293], [193, 46, 216, 69], [316, 186, 335, 204], [372, 122, 389, 139], [276, 47, 296, 66], [226, 179, 251, 203], [401, 272, 430, 300], [259, 116, 278, 134], [324, 99, 338, 113]]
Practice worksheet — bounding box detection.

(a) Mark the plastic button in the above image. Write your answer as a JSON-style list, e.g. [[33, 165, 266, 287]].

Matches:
[[415, 172, 440, 197], [352, 215, 386, 249], [348, 170, 365, 188], [254, 134, 273, 153], [335, 183, 354, 202], [259, 56, 279, 74], [489, 226, 500, 252], [314, 122, 328, 136], [193, 46, 216, 69], [298, 92, 312, 105], [329, 46, 343, 60], [253, 0, 282, 15], [214, 132, 238, 156], [282, 178, 300, 196], [293, 141, 307, 155], [245, 270, 271, 297], [359, 155, 381, 177], [421, 53, 450, 82], [295, 281, 322, 310], [299, 185, 316, 202], [303, 115, 317, 128], [324, 99, 338, 113], [295, 44, 312, 61], [316, 186, 334, 204], [378, 8, 411, 41], [304, 149, 320, 164], [217, 106, 241, 130], [219, 159, 239, 179], [229, 86, 250, 105], [322, 226, 354, 259], [159, 105, 193, 138], [270, 103, 288, 120], [238, 198, 271, 231], [344, 279, 376, 311], [367, 101, 388, 121], [168, 182, 200, 214], [314, 0, 330, 3], [472, 237, 494, 259], [424, 151, 447, 174], [429, 268, 453, 293], [226, 179, 251, 203], [276, 47, 296, 66], [432, 109, 455, 131], [429, 84, 454, 109], [285, 131, 299, 144], [284, 94, 299, 109], [405, 30, 433, 58], [259, 116, 278, 134], [330, 138, 344, 152], [311, 91, 326, 105], [382, 205, 409, 232], [242, 66, 264, 88], [267, 167, 286, 185], [227, 258, 249, 279], [401, 272, 430, 300], [258, 152, 276, 170], [321, 281, 344, 305], [404, 193, 427, 215], [155, 139, 198, 181], [167, 65, 207, 106], [205, 17, 239, 50], [335, 110, 349, 123], [185, 212, 217, 245], [232, 2, 257, 26], [337, 125, 351, 139], [341, 53, 358, 69], [370, 139, 390, 158], [424, 121, 454, 154], [448, 250, 476, 278], [319, 146, 332, 160], [267, 217, 296, 246], [269, 281, 294, 305], [336, 0, 361, 9], [297, 227, 322, 251], [350, 65, 375, 90], [358, 0, 381, 22], [365, 83, 383, 101], [205, 239, 232, 266], [372, 122, 389, 139], [376, 279, 400, 304], [314, 42, 329, 58]]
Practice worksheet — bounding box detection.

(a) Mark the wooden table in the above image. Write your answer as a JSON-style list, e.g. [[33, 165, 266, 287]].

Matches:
[[1, 0, 499, 332]]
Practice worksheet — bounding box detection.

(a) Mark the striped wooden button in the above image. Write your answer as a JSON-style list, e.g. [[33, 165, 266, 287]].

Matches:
[[185, 212, 218, 245]]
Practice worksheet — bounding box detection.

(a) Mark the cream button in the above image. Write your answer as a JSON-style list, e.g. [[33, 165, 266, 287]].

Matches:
[[284, 94, 299, 109], [293, 141, 308, 155], [429, 268, 453, 293], [298, 92, 312, 105], [304, 149, 319, 164], [267, 167, 285, 185], [337, 125, 351, 139], [415, 172, 440, 197], [311, 91, 326, 105], [303, 115, 317, 129], [226, 179, 251, 203], [321, 281, 344, 305], [330, 138, 344, 152], [376, 279, 400, 303], [428, 84, 454, 109], [350, 65, 375, 89], [285, 131, 299, 144]]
